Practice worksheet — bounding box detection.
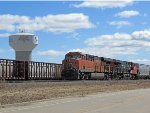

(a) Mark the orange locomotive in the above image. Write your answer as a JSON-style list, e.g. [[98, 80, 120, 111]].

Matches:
[[61, 52, 139, 80]]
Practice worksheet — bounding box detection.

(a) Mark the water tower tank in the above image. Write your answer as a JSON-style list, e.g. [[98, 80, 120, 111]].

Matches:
[[9, 32, 38, 61]]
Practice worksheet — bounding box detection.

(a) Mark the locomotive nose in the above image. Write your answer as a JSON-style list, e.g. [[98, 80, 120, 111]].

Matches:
[[63, 59, 78, 69]]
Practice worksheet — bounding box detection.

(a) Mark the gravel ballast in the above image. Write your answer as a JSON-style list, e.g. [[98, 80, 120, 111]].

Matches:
[[0, 80, 150, 105]]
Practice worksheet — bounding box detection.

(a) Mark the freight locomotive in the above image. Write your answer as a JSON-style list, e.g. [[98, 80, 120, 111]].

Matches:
[[61, 52, 150, 80]]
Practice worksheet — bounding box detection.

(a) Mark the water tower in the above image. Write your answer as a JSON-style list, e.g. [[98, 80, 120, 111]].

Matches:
[[9, 31, 38, 61]]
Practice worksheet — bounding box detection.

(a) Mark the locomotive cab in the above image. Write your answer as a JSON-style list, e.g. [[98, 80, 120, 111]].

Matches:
[[130, 62, 139, 79], [63, 52, 83, 69], [61, 52, 83, 80], [65, 52, 81, 59]]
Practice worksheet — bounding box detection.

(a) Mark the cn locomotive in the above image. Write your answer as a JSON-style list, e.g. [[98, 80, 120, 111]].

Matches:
[[61, 52, 150, 80]]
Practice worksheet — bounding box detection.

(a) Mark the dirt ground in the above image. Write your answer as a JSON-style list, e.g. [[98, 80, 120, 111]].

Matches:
[[0, 80, 150, 106]]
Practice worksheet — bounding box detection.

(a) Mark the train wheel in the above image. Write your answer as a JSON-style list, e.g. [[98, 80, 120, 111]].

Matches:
[[85, 74, 91, 80], [130, 75, 135, 80], [82, 74, 89, 80], [134, 75, 138, 80], [104, 74, 108, 80], [84, 75, 88, 80], [115, 74, 119, 80], [79, 73, 85, 80]]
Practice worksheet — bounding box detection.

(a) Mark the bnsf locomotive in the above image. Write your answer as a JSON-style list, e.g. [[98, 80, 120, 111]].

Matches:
[[61, 52, 150, 80]]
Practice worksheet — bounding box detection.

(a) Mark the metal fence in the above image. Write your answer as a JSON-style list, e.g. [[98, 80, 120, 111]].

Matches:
[[0, 59, 62, 80]]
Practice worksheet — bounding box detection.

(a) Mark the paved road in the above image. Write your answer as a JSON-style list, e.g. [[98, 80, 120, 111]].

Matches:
[[0, 88, 150, 113]]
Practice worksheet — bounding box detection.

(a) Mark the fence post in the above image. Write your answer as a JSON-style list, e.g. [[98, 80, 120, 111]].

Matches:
[[25, 61, 29, 80]]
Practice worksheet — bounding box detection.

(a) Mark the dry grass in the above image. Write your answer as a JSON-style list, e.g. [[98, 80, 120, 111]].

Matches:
[[0, 80, 150, 105]]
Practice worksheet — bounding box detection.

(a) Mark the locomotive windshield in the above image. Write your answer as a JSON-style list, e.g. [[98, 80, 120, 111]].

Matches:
[[65, 54, 81, 59]]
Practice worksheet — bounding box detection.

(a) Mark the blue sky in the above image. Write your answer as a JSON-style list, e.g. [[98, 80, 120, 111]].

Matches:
[[0, 1, 150, 64]]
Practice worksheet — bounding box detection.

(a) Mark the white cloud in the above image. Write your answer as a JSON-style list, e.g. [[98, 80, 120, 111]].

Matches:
[[115, 10, 140, 18], [85, 33, 133, 47], [68, 47, 139, 58], [0, 14, 30, 32], [38, 29, 150, 59], [85, 30, 150, 47], [129, 59, 150, 65], [0, 14, 94, 33], [132, 29, 150, 41], [73, 0, 133, 9], [109, 21, 131, 28], [37, 28, 150, 60], [0, 24, 15, 32], [37, 50, 65, 58], [0, 33, 10, 38], [82, 29, 150, 57], [0, 14, 30, 24]]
